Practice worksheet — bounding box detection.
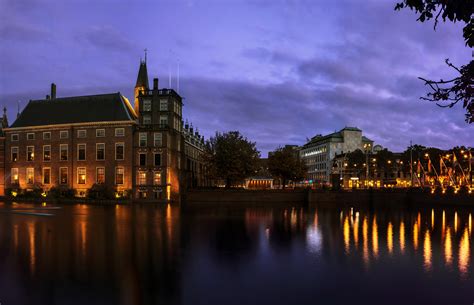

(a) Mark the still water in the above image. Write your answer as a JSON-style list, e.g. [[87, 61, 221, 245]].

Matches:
[[0, 202, 473, 305]]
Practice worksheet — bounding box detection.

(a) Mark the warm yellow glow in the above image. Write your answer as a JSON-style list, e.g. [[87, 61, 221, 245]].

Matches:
[[444, 227, 453, 266], [423, 230, 432, 272], [469, 214, 472, 235], [11, 191, 17, 197], [442, 210, 446, 233], [399, 221, 405, 254], [431, 209, 434, 228], [42, 202, 46, 207], [372, 217, 378, 258], [28, 222, 36, 275], [413, 222, 419, 251], [353, 212, 359, 247], [387, 222, 393, 254], [362, 216, 369, 266], [424, 153, 429, 157], [343, 216, 350, 253], [459, 228, 470, 277], [455, 212, 458, 233]]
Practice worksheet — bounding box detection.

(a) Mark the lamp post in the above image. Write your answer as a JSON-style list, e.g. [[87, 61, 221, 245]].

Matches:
[[364, 143, 371, 188]]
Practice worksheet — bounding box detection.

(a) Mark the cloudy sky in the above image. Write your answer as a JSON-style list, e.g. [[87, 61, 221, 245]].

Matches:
[[0, 0, 472, 155]]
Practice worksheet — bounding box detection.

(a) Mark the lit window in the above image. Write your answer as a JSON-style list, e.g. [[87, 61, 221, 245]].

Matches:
[[60, 144, 68, 161], [27, 133, 35, 140], [11, 147, 18, 162], [11, 134, 19, 141], [77, 130, 87, 138], [154, 153, 161, 166], [143, 99, 152, 111], [115, 128, 125, 137], [11, 168, 19, 184], [153, 171, 161, 185], [115, 143, 124, 160], [139, 153, 147, 166], [78, 144, 86, 161], [43, 132, 51, 140], [96, 143, 105, 160], [77, 167, 86, 184], [60, 130, 69, 139], [159, 99, 168, 111], [60, 167, 68, 184], [143, 114, 152, 125], [96, 129, 105, 137], [96, 167, 105, 184], [26, 168, 34, 184], [139, 132, 147, 147], [154, 133, 162, 147], [115, 167, 124, 185], [137, 171, 147, 185], [43, 168, 51, 185], [27, 146, 34, 161], [43, 145, 51, 161]]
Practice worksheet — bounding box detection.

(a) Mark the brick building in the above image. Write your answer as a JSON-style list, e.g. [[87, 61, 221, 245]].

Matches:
[[1, 59, 206, 201]]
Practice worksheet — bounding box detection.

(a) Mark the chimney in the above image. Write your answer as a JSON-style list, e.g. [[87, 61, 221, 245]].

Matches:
[[51, 83, 56, 99], [153, 78, 159, 90]]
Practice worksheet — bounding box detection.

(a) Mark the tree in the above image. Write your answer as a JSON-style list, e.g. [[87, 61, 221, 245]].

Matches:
[[203, 131, 260, 188], [395, 0, 473, 123], [268, 146, 307, 189]]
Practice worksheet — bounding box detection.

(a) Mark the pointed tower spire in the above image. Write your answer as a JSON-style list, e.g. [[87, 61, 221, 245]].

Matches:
[[2, 106, 8, 129], [134, 57, 150, 116]]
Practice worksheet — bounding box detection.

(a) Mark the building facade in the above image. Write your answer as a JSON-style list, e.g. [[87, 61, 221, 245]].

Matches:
[[300, 127, 373, 185], [2, 59, 206, 202]]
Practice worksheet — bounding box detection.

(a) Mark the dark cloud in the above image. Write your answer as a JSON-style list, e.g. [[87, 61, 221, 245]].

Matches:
[[78, 26, 135, 53]]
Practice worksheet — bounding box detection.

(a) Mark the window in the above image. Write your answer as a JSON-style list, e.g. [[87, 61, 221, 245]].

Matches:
[[143, 114, 152, 125], [154, 133, 162, 147], [139, 153, 147, 166], [77, 130, 87, 138], [60, 144, 68, 161], [115, 167, 124, 185], [143, 99, 152, 111], [96, 167, 105, 184], [96, 143, 105, 160], [153, 171, 161, 185], [96, 129, 105, 137], [43, 145, 51, 161], [60, 130, 69, 139], [26, 168, 34, 184], [11, 168, 19, 184], [160, 99, 168, 111], [60, 167, 68, 184], [115, 128, 124, 137], [27, 146, 34, 161], [77, 167, 86, 184], [27, 133, 35, 140], [77, 144, 86, 161], [139, 132, 147, 147], [137, 171, 146, 185], [43, 168, 51, 185], [11, 134, 19, 141], [11, 147, 18, 162], [159, 115, 168, 126], [154, 153, 161, 166], [43, 132, 51, 140], [115, 143, 124, 160]]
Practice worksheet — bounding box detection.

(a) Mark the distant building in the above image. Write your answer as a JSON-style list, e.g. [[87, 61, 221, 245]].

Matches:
[[300, 127, 373, 185]]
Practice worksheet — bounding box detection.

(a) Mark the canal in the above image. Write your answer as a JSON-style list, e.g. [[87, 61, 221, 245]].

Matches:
[[0, 202, 472, 305]]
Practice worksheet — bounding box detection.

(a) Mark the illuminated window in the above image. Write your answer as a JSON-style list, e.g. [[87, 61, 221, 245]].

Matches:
[[115, 167, 124, 185], [143, 99, 152, 111], [11, 147, 18, 162], [11, 134, 19, 141], [60, 130, 69, 139], [27, 133, 35, 140], [143, 114, 152, 125], [60, 144, 68, 161], [43, 145, 51, 161], [96, 129, 105, 137], [11, 168, 19, 184], [77, 129, 87, 138], [115, 128, 125, 137], [43, 132, 51, 140], [159, 115, 168, 126], [77, 144, 86, 161], [139, 132, 147, 147], [26, 168, 34, 184], [137, 171, 147, 185], [27, 146, 34, 161], [154, 153, 161, 166], [77, 167, 86, 184], [159, 99, 168, 111], [153, 171, 161, 185], [60, 167, 68, 184], [139, 153, 146, 166], [96, 167, 105, 184], [96, 143, 105, 160], [43, 168, 51, 185], [115, 143, 124, 160], [154, 132, 162, 147]]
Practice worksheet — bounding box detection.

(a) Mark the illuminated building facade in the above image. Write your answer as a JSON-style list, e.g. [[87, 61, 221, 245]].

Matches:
[[1, 59, 206, 201]]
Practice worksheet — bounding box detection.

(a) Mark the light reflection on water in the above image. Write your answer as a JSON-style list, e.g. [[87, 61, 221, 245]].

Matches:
[[0, 203, 474, 305]]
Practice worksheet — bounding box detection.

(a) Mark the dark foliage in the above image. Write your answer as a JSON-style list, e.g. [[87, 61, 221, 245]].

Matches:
[[268, 146, 307, 188]]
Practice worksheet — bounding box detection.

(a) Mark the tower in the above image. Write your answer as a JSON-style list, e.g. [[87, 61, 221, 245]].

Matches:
[[134, 59, 149, 116]]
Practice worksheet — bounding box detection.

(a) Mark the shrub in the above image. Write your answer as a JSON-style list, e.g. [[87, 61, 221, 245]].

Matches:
[[87, 183, 114, 200], [48, 186, 75, 199]]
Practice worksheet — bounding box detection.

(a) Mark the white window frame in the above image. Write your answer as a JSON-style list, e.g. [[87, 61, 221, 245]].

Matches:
[[96, 129, 105, 137], [115, 142, 124, 160], [96, 167, 105, 184], [26, 167, 34, 184], [11, 134, 19, 141], [11, 168, 19, 184], [43, 132, 51, 140], [115, 128, 125, 137], [26, 146, 34, 161], [60, 144, 68, 161], [60, 130, 69, 139], [11, 147, 18, 162], [43, 145, 51, 161], [143, 99, 152, 111], [59, 167, 68, 184], [77, 167, 86, 184], [96, 143, 105, 161], [139, 132, 147, 147], [143, 114, 152, 125], [77, 143, 86, 161], [77, 129, 87, 138], [159, 99, 168, 111], [27, 132, 35, 140], [43, 167, 51, 185], [137, 170, 147, 185], [153, 171, 162, 185], [153, 132, 162, 147], [115, 167, 124, 185]]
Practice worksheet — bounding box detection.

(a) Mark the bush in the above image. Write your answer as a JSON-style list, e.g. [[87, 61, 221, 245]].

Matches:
[[87, 183, 114, 200], [48, 186, 75, 199]]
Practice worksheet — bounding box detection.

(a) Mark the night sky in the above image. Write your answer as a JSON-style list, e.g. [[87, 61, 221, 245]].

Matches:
[[0, 0, 472, 155]]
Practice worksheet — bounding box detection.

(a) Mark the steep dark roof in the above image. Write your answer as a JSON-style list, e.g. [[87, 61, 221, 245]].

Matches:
[[10, 93, 137, 128], [135, 61, 149, 89]]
